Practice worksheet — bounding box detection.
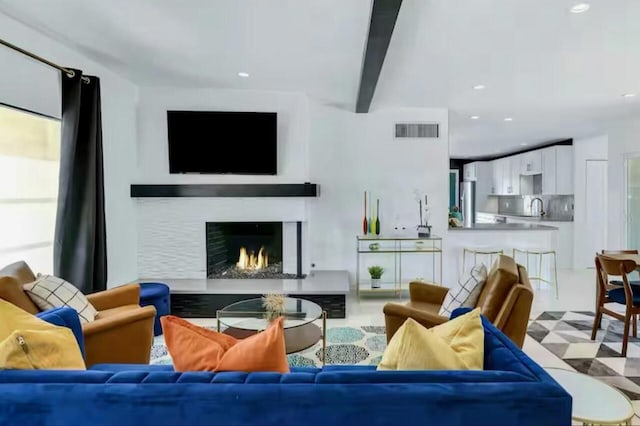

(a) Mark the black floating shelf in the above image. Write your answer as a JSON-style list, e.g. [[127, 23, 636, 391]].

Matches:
[[130, 183, 318, 198]]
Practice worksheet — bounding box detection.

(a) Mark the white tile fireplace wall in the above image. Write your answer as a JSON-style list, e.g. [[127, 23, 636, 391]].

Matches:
[[136, 198, 308, 278], [135, 88, 311, 279]]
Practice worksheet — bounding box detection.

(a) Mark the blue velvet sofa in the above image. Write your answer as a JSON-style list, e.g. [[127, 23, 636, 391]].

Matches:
[[0, 308, 571, 426]]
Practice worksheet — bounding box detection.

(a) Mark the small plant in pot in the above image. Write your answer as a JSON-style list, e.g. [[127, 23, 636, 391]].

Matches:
[[368, 265, 384, 289]]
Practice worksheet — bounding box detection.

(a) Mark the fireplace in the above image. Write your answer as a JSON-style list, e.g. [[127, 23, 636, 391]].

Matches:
[[206, 222, 300, 279]]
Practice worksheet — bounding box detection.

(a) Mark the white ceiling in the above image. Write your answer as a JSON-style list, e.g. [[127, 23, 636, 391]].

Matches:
[[1, 0, 640, 157], [0, 0, 371, 110], [377, 0, 640, 157]]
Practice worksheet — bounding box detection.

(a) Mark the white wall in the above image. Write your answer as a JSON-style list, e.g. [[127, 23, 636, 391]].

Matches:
[[0, 13, 139, 287], [135, 88, 311, 278], [136, 88, 309, 183], [605, 117, 640, 250], [573, 135, 608, 268], [307, 103, 449, 282], [135, 89, 449, 282]]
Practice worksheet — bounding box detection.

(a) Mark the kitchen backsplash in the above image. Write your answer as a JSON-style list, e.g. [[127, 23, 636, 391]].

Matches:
[[495, 195, 574, 220]]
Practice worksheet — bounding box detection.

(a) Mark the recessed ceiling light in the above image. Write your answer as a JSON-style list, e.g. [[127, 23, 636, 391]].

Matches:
[[504, 117, 513, 122], [473, 84, 486, 90], [470, 115, 480, 120], [520, 142, 528, 146], [570, 3, 590, 13], [622, 93, 636, 98], [238, 72, 250, 78]]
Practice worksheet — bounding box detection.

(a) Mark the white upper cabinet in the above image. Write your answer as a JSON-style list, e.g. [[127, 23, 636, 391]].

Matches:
[[510, 156, 521, 195], [520, 151, 542, 175], [541, 145, 573, 195], [484, 145, 573, 196], [491, 157, 518, 195], [463, 162, 478, 181], [555, 146, 574, 194], [491, 159, 503, 195], [541, 147, 557, 194]]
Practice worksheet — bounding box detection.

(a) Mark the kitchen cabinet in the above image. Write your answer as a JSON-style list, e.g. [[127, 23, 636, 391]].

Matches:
[[541, 147, 557, 194], [509, 156, 521, 195], [494, 156, 521, 195], [463, 162, 478, 181], [555, 146, 574, 194], [491, 160, 501, 194], [491, 158, 507, 195], [521, 151, 542, 175], [541, 146, 573, 195], [486, 145, 573, 197]]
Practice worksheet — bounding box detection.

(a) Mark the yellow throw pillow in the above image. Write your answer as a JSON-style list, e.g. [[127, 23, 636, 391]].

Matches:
[[378, 308, 484, 371], [0, 300, 85, 370]]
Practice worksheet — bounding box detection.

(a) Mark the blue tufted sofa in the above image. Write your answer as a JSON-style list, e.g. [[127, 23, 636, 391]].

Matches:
[[0, 308, 571, 426]]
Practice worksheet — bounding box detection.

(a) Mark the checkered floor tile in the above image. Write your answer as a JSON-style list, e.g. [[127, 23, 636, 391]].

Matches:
[[528, 311, 640, 400]]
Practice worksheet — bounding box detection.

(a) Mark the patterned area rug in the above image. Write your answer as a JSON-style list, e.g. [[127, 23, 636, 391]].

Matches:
[[151, 325, 387, 367], [528, 311, 640, 400]]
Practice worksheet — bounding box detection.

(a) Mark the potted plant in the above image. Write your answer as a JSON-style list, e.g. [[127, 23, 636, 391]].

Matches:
[[368, 265, 384, 289]]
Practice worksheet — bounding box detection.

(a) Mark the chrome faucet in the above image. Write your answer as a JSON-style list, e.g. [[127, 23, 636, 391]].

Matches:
[[530, 197, 546, 217]]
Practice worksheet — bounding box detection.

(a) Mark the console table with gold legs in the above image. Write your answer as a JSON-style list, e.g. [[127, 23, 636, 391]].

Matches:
[[356, 235, 443, 298]]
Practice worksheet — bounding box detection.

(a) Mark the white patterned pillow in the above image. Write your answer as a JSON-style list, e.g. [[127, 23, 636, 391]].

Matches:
[[438, 264, 488, 317], [23, 275, 97, 324]]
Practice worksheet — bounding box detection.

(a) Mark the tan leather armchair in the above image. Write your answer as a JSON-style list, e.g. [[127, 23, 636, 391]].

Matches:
[[384, 255, 533, 348], [0, 261, 156, 367]]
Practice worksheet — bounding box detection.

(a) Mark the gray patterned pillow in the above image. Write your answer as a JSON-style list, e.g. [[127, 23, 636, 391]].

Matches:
[[438, 264, 488, 317], [23, 275, 97, 323]]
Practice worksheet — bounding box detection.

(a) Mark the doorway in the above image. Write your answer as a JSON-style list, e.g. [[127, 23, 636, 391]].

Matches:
[[584, 160, 607, 266], [626, 155, 640, 249]]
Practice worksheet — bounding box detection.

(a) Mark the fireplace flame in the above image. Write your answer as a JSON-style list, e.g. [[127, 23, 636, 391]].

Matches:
[[236, 246, 269, 270]]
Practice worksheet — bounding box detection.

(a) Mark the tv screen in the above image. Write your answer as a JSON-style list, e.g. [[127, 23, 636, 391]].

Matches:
[[167, 111, 277, 175]]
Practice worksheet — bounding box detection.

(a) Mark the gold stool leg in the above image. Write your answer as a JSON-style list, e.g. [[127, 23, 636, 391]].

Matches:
[[552, 251, 559, 299], [537, 252, 543, 291], [462, 248, 467, 275]]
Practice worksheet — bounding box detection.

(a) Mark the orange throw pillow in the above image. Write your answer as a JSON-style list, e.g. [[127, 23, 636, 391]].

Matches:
[[160, 315, 289, 373]]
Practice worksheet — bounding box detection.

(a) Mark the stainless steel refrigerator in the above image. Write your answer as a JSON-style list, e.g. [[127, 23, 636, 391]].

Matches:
[[460, 181, 476, 227]]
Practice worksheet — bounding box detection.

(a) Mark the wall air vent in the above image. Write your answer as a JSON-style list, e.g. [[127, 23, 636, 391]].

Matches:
[[394, 123, 439, 139]]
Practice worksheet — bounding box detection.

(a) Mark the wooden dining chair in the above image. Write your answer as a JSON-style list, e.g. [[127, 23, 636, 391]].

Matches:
[[601, 250, 640, 287], [591, 254, 640, 356]]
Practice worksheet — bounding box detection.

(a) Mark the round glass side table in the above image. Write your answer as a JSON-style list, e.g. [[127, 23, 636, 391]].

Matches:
[[546, 367, 635, 425], [217, 297, 326, 364]]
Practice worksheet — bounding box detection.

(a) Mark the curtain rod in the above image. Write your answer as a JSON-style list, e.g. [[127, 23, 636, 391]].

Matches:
[[0, 37, 90, 83]]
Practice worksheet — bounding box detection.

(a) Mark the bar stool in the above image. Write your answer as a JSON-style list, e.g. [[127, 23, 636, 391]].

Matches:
[[513, 248, 558, 299], [462, 248, 503, 274]]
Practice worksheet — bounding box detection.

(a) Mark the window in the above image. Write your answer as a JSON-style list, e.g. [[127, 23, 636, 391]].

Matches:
[[0, 105, 60, 274]]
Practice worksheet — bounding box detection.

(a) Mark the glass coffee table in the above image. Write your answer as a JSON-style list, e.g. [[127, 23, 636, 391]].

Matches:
[[546, 368, 635, 425], [217, 297, 326, 364]]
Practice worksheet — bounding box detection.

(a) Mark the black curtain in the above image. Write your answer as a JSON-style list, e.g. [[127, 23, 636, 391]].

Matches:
[[54, 69, 107, 293]]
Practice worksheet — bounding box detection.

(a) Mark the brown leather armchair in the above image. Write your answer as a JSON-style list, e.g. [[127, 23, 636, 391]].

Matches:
[[384, 255, 533, 348], [0, 261, 156, 367]]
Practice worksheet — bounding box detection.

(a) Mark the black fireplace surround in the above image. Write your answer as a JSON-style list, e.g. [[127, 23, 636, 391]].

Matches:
[[206, 222, 303, 279]]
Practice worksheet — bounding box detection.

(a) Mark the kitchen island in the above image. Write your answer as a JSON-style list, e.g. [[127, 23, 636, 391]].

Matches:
[[443, 222, 558, 286], [477, 211, 574, 269]]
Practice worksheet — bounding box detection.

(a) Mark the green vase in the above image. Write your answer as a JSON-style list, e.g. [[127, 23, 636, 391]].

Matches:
[[375, 199, 381, 235]]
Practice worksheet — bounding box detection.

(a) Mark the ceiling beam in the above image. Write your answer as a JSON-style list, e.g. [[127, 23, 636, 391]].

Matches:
[[355, 0, 403, 113]]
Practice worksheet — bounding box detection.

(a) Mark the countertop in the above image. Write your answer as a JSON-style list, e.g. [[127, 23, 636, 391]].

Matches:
[[478, 211, 573, 222], [449, 223, 558, 231]]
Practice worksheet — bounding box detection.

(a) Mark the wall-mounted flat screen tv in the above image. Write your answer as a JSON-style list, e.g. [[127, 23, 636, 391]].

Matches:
[[167, 111, 277, 175]]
